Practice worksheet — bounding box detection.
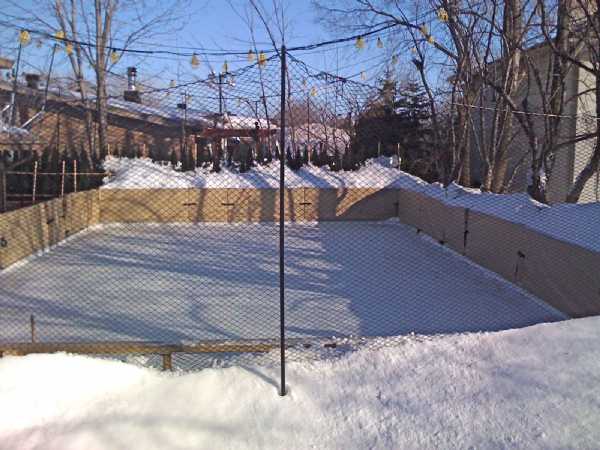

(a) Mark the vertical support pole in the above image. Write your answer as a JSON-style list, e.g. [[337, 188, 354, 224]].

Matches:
[[279, 45, 287, 397], [41, 44, 57, 112], [32, 160, 38, 204], [60, 160, 66, 198], [107, 143, 111, 156], [30, 314, 36, 343], [307, 94, 311, 163], [9, 40, 23, 126], [73, 160, 78, 193]]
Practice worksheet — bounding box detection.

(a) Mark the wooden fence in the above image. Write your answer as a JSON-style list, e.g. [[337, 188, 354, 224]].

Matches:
[[0, 161, 110, 213]]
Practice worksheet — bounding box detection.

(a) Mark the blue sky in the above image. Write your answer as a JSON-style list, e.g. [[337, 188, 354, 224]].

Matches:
[[0, 0, 397, 89]]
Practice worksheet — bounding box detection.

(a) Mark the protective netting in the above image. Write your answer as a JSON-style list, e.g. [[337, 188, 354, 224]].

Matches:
[[0, 47, 597, 381]]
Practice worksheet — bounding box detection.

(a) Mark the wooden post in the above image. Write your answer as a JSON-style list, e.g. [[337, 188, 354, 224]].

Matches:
[[142, 143, 147, 158], [60, 160, 66, 197], [162, 353, 172, 371], [107, 143, 111, 156], [378, 141, 381, 157], [32, 161, 38, 204], [73, 160, 78, 193], [30, 314, 36, 343], [0, 165, 6, 213]]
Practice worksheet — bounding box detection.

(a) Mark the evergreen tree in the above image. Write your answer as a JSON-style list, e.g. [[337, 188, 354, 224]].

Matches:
[[265, 145, 273, 164], [329, 147, 341, 172], [302, 145, 309, 164], [310, 145, 319, 166], [170, 147, 179, 168]]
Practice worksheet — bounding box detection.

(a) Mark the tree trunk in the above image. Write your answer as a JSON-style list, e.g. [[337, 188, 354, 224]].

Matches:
[[95, 0, 112, 164]]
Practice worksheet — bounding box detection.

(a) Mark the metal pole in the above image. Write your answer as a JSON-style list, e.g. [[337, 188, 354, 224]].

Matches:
[[218, 73, 223, 115], [41, 44, 58, 112], [278, 45, 287, 397], [9, 40, 23, 126]]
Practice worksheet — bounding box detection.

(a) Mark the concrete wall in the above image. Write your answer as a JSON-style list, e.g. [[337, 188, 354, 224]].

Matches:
[[0, 190, 99, 270]]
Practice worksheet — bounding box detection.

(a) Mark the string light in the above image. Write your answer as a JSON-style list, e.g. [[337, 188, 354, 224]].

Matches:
[[310, 87, 317, 97], [110, 49, 119, 64], [65, 43, 73, 55], [411, 46, 417, 53], [19, 30, 31, 45], [355, 36, 365, 50], [360, 71, 367, 80], [437, 8, 449, 22], [419, 24, 429, 36], [54, 30, 65, 40], [258, 51, 267, 67], [169, 79, 176, 88], [222, 60, 229, 73], [376, 37, 384, 48], [247, 50, 255, 62], [191, 53, 200, 68], [427, 35, 435, 45]]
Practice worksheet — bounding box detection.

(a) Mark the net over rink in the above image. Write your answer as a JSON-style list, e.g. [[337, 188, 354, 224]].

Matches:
[[0, 49, 567, 372]]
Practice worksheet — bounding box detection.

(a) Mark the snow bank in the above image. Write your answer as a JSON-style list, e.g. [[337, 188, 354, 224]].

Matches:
[[102, 156, 600, 252], [102, 155, 410, 189], [1, 317, 599, 449]]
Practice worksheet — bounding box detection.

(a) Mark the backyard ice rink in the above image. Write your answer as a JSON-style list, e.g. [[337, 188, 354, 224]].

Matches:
[[0, 220, 565, 357]]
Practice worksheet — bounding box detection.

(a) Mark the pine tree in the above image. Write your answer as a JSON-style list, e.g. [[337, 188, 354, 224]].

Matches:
[[310, 145, 319, 166]]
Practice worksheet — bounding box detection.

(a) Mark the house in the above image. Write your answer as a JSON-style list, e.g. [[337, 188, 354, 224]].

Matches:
[[471, 1, 598, 203]]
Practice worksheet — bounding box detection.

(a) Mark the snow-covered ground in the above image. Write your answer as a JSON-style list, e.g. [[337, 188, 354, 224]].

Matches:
[[0, 222, 563, 361], [102, 156, 600, 252], [1, 316, 599, 450]]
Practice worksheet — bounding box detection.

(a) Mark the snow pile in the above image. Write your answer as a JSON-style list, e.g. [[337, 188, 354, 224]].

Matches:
[[1, 317, 599, 449], [102, 155, 410, 189]]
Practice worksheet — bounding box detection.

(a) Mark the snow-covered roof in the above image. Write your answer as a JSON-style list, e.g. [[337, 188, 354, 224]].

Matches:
[[0, 123, 30, 137]]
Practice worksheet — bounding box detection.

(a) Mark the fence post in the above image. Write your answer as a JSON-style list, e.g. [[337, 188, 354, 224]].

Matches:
[[32, 160, 38, 204], [0, 163, 6, 213], [60, 160, 66, 198], [73, 160, 78, 193], [30, 314, 36, 343], [279, 44, 287, 397]]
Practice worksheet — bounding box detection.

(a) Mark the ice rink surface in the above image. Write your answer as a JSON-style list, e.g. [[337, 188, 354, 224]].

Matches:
[[0, 221, 564, 344]]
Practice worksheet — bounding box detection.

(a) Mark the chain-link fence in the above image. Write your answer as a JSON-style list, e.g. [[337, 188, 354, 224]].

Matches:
[[1, 44, 598, 395]]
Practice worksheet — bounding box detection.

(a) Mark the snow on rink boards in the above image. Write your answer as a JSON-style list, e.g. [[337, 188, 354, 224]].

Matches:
[[0, 221, 564, 348]]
